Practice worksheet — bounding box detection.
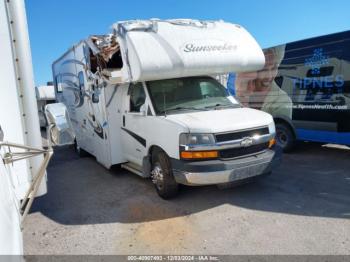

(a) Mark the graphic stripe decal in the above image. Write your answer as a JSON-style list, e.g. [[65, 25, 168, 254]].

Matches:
[[121, 128, 146, 147], [296, 128, 350, 145]]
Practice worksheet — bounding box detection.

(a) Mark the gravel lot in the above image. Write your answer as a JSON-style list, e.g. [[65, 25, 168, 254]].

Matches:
[[24, 142, 350, 255]]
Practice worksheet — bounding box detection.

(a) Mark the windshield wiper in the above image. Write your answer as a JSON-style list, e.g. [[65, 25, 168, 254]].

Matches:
[[160, 106, 208, 114], [205, 103, 237, 109]]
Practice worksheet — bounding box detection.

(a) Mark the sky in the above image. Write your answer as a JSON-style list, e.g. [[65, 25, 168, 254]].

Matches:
[[25, 0, 350, 86]]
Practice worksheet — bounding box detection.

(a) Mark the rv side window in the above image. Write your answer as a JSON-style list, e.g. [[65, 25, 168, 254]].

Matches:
[[78, 71, 85, 91], [129, 83, 146, 112], [55, 76, 63, 93]]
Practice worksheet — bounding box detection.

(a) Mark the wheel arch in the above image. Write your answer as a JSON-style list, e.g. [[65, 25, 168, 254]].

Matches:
[[148, 145, 168, 162], [273, 115, 297, 138], [142, 145, 168, 177]]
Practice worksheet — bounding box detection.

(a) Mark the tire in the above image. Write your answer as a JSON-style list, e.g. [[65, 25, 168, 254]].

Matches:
[[74, 140, 89, 157], [151, 149, 178, 199], [275, 122, 295, 152]]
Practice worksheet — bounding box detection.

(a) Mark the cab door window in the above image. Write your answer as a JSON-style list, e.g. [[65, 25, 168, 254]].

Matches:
[[129, 83, 146, 112]]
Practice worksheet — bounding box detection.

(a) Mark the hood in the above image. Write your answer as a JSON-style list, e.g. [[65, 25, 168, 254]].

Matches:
[[166, 107, 273, 133]]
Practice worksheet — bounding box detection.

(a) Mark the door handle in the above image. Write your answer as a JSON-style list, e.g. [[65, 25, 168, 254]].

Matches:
[[123, 115, 125, 127]]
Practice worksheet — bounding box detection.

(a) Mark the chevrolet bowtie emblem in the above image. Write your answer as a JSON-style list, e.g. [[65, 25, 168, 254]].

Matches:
[[240, 137, 253, 147]]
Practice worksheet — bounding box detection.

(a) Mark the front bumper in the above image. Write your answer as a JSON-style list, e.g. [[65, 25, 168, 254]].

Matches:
[[171, 147, 282, 186]]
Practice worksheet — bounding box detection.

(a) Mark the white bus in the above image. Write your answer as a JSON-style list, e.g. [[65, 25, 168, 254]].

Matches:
[[226, 31, 350, 151]]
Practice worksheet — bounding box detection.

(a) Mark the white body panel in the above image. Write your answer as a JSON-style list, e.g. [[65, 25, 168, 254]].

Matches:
[[0, 160, 22, 255], [116, 20, 265, 82], [53, 41, 126, 168], [0, 0, 29, 198], [166, 108, 273, 134], [36, 85, 56, 101], [0, 0, 47, 255], [0, 0, 45, 199]]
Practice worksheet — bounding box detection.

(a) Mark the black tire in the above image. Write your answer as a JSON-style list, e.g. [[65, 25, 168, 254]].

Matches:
[[275, 122, 295, 152], [151, 149, 178, 199], [74, 140, 89, 157]]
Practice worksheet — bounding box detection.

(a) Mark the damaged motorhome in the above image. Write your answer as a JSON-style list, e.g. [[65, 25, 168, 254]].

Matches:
[[52, 19, 281, 198]]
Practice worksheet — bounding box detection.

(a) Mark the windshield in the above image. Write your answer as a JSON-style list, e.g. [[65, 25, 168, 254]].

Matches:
[[146, 76, 240, 115]]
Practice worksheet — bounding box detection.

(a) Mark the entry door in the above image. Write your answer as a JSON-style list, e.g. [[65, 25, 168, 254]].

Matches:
[[121, 83, 147, 166]]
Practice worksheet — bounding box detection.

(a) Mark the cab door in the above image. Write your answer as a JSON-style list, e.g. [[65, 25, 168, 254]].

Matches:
[[120, 83, 147, 166]]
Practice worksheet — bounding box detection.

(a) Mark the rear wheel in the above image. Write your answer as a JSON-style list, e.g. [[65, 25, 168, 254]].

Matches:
[[275, 122, 295, 152], [151, 149, 178, 199]]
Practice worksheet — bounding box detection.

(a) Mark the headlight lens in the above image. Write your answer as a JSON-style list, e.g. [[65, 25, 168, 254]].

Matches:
[[179, 133, 216, 145]]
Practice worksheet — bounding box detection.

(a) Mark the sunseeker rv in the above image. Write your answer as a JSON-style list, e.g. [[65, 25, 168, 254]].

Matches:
[[52, 19, 281, 198]]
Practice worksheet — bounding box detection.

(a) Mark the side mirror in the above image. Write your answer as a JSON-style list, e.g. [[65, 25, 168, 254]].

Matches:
[[45, 103, 75, 146], [139, 104, 147, 116]]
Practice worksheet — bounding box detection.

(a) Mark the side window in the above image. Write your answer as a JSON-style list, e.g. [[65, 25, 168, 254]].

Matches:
[[55, 75, 63, 93], [78, 71, 85, 95], [129, 83, 146, 112]]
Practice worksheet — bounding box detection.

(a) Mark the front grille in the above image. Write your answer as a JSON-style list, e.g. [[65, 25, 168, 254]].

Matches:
[[215, 127, 269, 143], [219, 142, 269, 159]]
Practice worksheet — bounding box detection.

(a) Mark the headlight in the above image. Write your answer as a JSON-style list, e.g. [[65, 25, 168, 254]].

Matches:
[[268, 121, 276, 135], [179, 133, 215, 145], [179, 133, 218, 160]]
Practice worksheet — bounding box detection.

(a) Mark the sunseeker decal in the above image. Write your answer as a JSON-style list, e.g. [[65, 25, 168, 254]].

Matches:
[[182, 40, 237, 53]]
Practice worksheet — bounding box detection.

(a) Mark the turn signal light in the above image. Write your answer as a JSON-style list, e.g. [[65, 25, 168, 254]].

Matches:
[[180, 150, 218, 160], [268, 138, 276, 148]]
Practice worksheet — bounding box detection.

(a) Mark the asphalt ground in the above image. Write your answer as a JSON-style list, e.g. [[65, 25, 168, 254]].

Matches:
[[24, 142, 350, 255]]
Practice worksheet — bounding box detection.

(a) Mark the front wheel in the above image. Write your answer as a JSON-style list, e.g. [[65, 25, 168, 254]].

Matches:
[[275, 122, 295, 152], [151, 150, 178, 199]]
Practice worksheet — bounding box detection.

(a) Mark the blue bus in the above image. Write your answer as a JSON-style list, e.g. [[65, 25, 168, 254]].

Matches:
[[227, 30, 350, 151]]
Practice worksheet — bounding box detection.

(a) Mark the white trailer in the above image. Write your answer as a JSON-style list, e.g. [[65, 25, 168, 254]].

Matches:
[[0, 0, 47, 254], [52, 19, 282, 198], [0, 0, 74, 255]]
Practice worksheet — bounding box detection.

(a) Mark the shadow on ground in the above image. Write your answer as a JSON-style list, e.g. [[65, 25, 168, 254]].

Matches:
[[30, 142, 350, 225]]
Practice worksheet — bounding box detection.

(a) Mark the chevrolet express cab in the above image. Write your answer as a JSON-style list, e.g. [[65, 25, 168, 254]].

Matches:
[[52, 19, 281, 198]]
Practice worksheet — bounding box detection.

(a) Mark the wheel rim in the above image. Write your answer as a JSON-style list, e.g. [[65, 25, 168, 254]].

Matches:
[[151, 163, 164, 191], [276, 129, 288, 147]]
